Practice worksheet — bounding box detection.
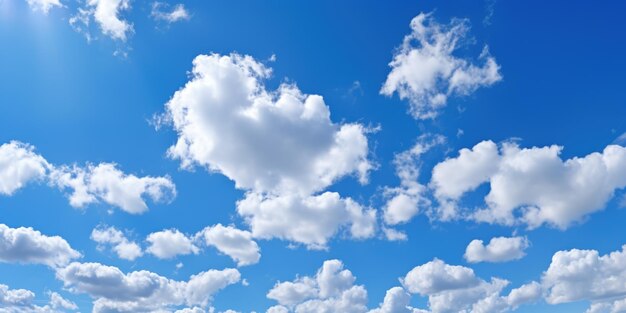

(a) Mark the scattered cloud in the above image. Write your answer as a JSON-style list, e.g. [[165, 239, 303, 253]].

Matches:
[[91, 225, 143, 261], [0, 224, 80, 268], [0, 141, 50, 196], [25, 0, 62, 14], [50, 163, 176, 214], [56, 261, 240, 313], [0, 284, 77, 312], [430, 140, 626, 229], [381, 12, 501, 119], [70, 0, 133, 41], [464, 236, 530, 263], [151, 2, 190, 24]]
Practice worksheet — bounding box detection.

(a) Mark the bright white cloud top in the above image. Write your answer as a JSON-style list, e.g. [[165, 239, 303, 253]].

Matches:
[[161, 53, 376, 248], [431, 140, 626, 228], [91, 226, 143, 261], [146, 228, 199, 259], [70, 0, 133, 41], [195, 224, 260, 267], [381, 12, 501, 119], [0, 224, 80, 268], [0, 141, 50, 196]]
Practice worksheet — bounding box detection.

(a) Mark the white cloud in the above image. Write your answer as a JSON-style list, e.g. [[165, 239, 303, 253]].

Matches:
[[70, 0, 133, 41], [195, 224, 260, 267], [0, 141, 49, 196], [430, 141, 626, 229], [25, 0, 62, 14], [381, 12, 501, 119], [146, 229, 199, 259], [91, 226, 143, 261], [51, 163, 176, 214], [0, 224, 80, 268], [160, 52, 376, 248], [163, 53, 372, 196], [464, 236, 529, 263], [237, 192, 376, 249], [383, 134, 445, 225], [542, 245, 626, 310], [266, 260, 368, 313], [0, 284, 77, 312], [151, 2, 190, 23], [56, 261, 240, 313], [401, 259, 539, 313]]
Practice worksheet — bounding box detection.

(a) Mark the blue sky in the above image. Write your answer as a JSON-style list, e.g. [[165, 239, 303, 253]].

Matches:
[[1, 1, 626, 312]]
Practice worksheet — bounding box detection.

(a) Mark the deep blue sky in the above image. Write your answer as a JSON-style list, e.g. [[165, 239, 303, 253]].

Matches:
[[1, 1, 625, 312]]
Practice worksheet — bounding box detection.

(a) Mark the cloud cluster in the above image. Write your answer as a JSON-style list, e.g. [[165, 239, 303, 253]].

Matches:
[[56, 262, 240, 313], [70, 0, 133, 41], [464, 236, 529, 263], [401, 259, 540, 313], [162, 53, 376, 248], [430, 140, 626, 229], [381, 12, 501, 119], [266, 259, 368, 313], [0, 141, 176, 214], [0, 224, 80, 268], [0, 284, 77, 313]]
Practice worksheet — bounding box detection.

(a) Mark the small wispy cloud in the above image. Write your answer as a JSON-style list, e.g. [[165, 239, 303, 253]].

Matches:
[[151, 2, 190, 24]]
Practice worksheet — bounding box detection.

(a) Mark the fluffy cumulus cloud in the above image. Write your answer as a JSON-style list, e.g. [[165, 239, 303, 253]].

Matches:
[[542, 245, 626, 311], [237, 192, 376, 249], [368, 287, 417, 313], [266, 259, 368, 313], [56, 262, 240, 313], [161, 53, 376, 247], [91, 226, 143, 261], [70, 0, 133, 41], [0, 140, 175, 214], [382, 134, 445, 227], [0, 224, 80, 268], [381, 12, 501, 119], [401, 259, 540, 313], [430, 140, 626, 229], [464, 236, 529, 263], [151, 2, 190, 23], [24, 0, 62, 13], [0, 284, 77, 312], [50, 163, 176, 214], [195, 224, 260, 267], [146, 229, 199, 259], [0, 141, 49, 196]]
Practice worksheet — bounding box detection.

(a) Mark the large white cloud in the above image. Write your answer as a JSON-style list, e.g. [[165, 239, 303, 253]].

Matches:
[[0, 141, 49, 196], [401, 259, 540, 313], [381, 12, 501, 119], [195, 224, 260, 267], [237, 192, 376, 249], [464, 236, 529, 263], [163, 53, 372, 196], [266, 259, 368, 313], [146, 229, 199, 259], [160, 52, 376, 248], [91, 226, 143, 261], [0, 224, 80, 268], [430, 141, 626, 229], [56, 262, 240, 313]]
